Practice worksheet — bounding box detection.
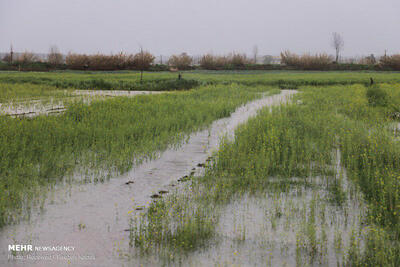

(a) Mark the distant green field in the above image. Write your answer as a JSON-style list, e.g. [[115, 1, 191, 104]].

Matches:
[[0, 70, 399, 92]]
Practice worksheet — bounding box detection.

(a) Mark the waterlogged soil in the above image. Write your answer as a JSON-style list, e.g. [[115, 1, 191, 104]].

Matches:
[[0, 90, 163, 117], [0, 99, 67, 117], [183, 168, 366, 266], [0, 90, 295, 266], [132, 151, 368, 267], [72, 90, 163, 97]]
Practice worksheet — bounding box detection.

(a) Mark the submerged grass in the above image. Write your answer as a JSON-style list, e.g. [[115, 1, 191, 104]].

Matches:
[[132, 83, 400, 266], [0, 84, 276, 228]]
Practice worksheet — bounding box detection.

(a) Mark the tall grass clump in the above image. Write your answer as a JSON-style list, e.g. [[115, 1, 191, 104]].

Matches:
[[65, 52, 155, 71], [168, 53, 193, 70], [380, 54, 400, 70], [199, 53, 251, 70], [366, 85, 388, 107], [280, 51, 333, 70]]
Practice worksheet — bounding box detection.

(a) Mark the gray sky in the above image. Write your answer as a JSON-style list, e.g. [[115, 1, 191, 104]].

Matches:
[[1, 0, 399, 57]]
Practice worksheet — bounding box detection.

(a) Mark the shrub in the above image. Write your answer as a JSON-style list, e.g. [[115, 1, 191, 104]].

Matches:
[[199, 54, 217, 69], [380, 55, 400, 70], [2, 54, 12, 63], [66, 53, 90, 70], [199, 53, 250, 70], [131, 51, 155, 71], [168, 53, 192, 70], [359, 54, 376, 65], [280, 50, 333, 70], [16, 51, 39, 64], [88, 53, 127, 70], [366, 85, 388, 107], [230, 53, 249, 67], [65, 52, 155, 71]]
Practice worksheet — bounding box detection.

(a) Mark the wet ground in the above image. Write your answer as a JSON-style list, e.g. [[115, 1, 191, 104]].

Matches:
[[0, 90, 295, 266], [0, 90, 163, 117], [182, 152, 366, 267]]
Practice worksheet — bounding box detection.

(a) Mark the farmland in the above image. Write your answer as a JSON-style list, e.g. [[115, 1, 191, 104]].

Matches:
[[0, 70, 400, 266]]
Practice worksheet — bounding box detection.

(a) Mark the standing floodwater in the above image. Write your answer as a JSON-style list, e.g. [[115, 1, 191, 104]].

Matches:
[[0, 90, 295, 267]]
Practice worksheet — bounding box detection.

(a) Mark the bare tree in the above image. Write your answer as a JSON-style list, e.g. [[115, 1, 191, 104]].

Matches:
[[331, 32, 344, 63], [2, 45, 14, 63], [253, 45, 258, 64], [17, 51, 38, 64], [133, 47, 155, 82], [48, 45, 64, 65]]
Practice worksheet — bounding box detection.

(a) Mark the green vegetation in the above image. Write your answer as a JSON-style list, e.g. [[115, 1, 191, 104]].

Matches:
[[0, 83, 275, 228], [1, 70, 400, 265], [131, 83, 400, 266], [0, 83, 72, 102], [1, 70, 400, 91], [366, 85, 389, 107], [0, 72, 200, 91]]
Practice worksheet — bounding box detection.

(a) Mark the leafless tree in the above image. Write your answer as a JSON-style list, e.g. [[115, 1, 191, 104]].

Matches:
[[2, 44, 15, 63], [133, 47, 155, 82], [331, 32, 344, 63], [17, 51, 38, 64], [253, 45, 258, 64], [47, 45, 64, 65]]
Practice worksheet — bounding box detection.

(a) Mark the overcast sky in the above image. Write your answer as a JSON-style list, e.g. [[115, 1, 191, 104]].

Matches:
[[1, 0, 399, 57]]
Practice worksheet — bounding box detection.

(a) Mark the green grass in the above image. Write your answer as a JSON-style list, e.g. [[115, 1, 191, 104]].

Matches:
[[131, 83, 400, 266], [0, 71, 200, 91], [0, 83, 73, 103], [2, 70, 400, 265], [0, 83, 276, 228], [1, 70, 400, 90]]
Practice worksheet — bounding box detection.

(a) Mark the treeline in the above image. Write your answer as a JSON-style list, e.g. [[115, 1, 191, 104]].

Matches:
[[1, 49, 400, 71], [280, 51, 400, 71]]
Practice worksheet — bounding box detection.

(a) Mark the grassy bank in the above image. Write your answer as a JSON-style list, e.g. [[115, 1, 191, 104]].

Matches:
[[0, 72, 200, 91], [131, 83, 400, 266], [0, 84, 277, 228]]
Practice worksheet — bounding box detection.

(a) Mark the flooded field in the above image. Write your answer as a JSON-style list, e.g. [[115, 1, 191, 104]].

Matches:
[[0, 90, 163, 117], [182, 153, 366, 266], [0, 90, 294, 266], [1, 72, 399, 266]]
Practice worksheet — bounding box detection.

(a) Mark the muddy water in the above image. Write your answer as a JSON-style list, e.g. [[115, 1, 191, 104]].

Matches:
[[180, 150, 367, 267], [72, 90, 163, 97], [0, 90, 295, 266], [0, 99, 66, 117]]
